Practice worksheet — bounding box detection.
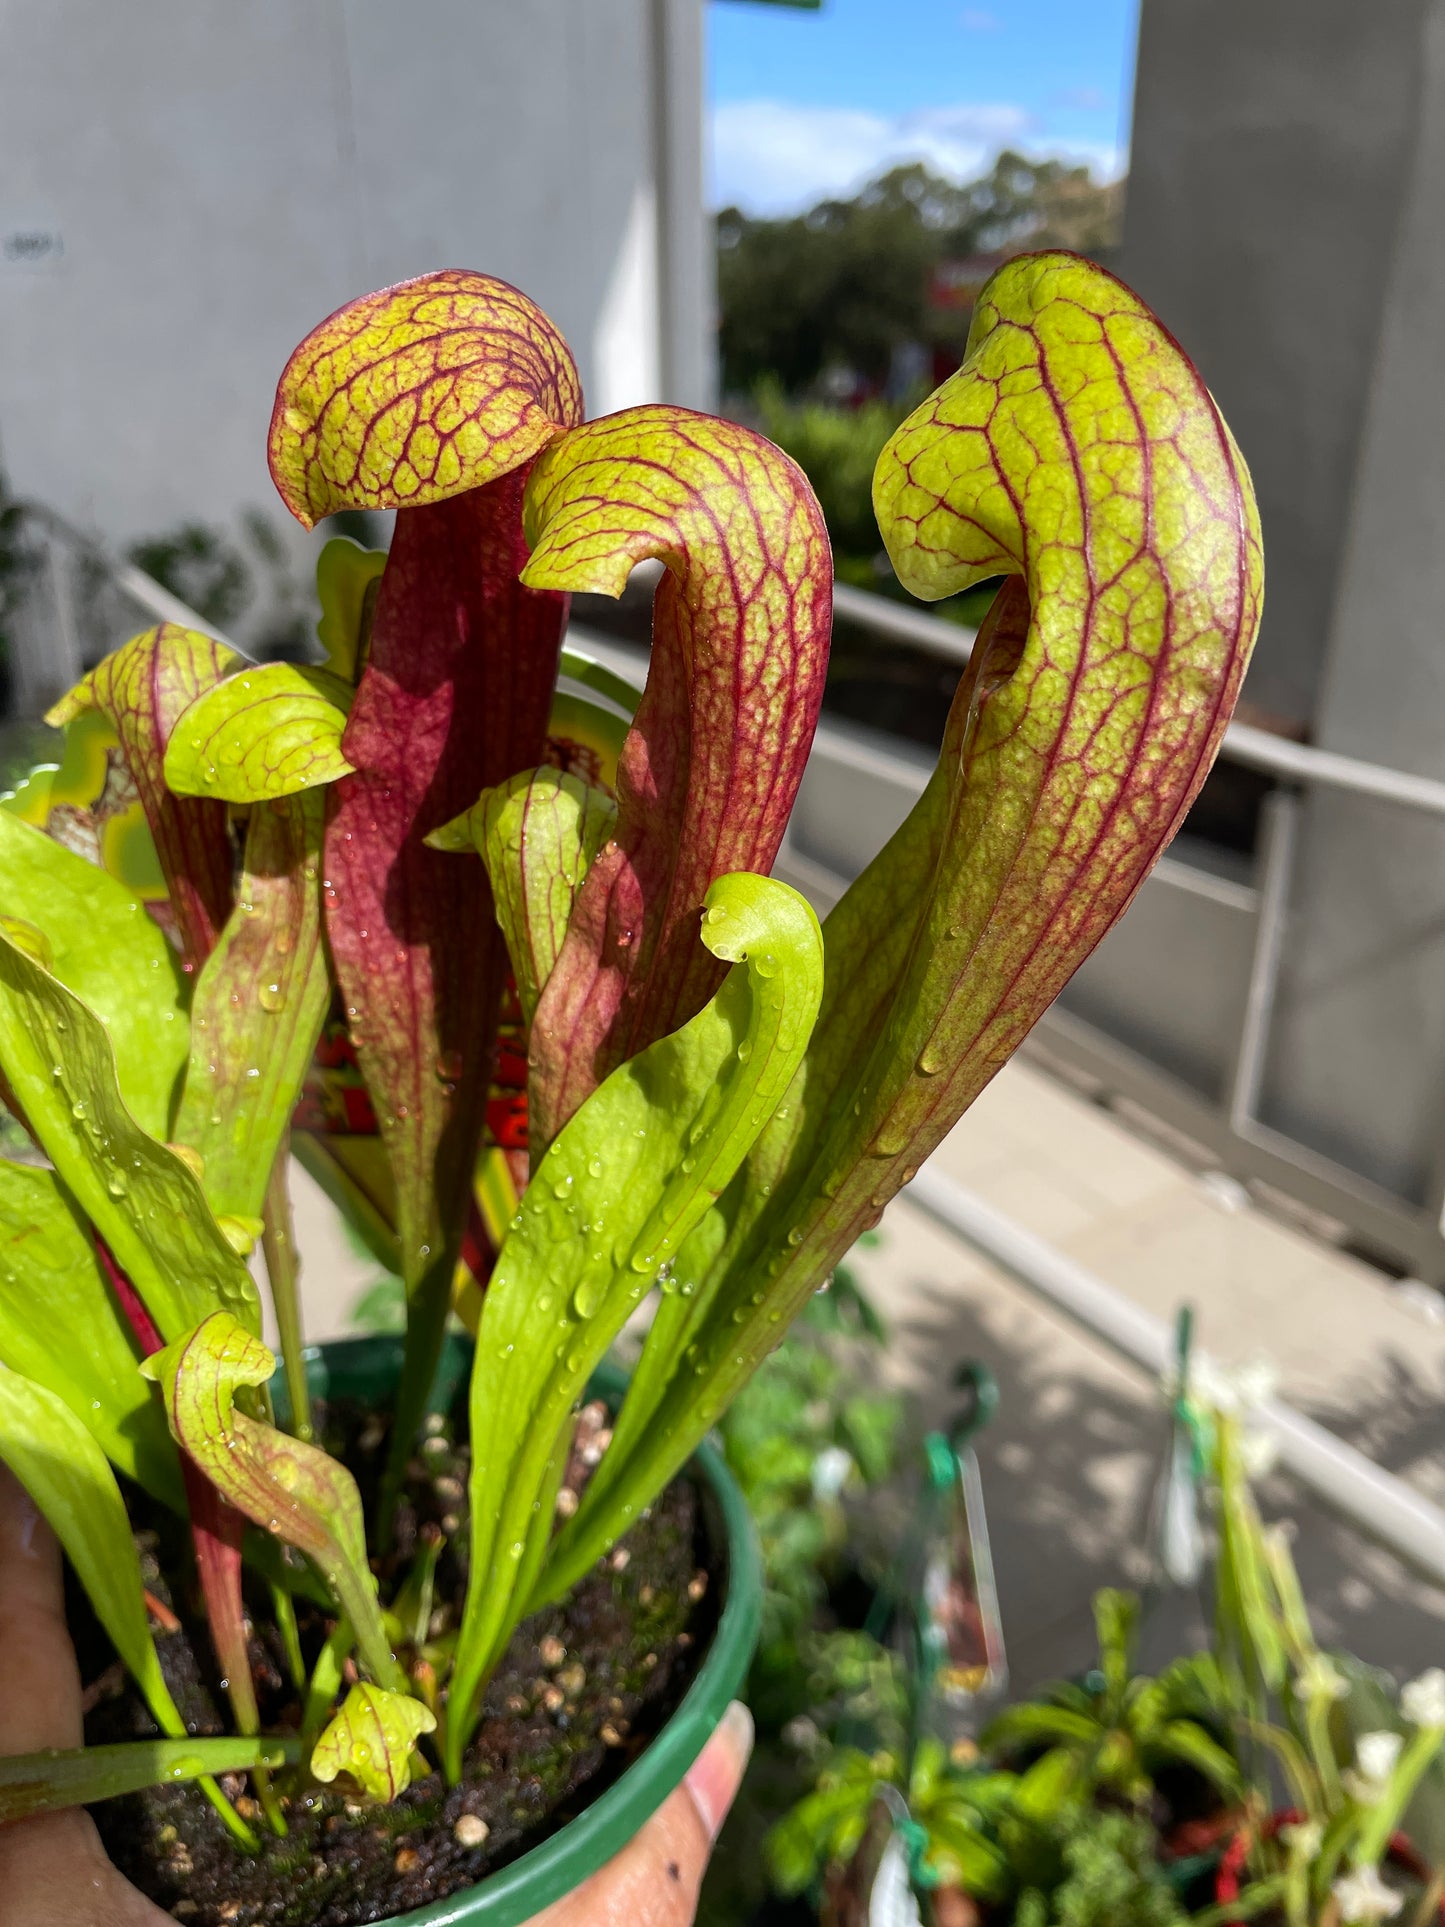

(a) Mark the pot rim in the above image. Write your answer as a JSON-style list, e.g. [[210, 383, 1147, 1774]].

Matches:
[[298, 1332, 762, 1927]]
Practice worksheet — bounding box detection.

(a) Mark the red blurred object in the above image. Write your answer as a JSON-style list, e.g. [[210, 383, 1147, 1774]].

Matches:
[[1214, 1808, 1442, 1922]]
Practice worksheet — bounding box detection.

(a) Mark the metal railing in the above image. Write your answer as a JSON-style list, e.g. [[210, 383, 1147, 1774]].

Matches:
[[14, 526, 1441, 1287], [776, 589, 1445, 1287], [10, 530, 1439, 1594], [906, 1165, 1445, 1590], [3, 502, 227, 721], [569, 614, 1445, 1587]]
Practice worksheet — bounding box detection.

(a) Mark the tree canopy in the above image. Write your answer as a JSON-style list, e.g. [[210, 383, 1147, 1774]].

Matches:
[[717, 153, 1123, 397]]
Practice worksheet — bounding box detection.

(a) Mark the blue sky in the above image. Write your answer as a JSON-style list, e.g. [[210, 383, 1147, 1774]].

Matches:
[[708, 0, 1140, 214]]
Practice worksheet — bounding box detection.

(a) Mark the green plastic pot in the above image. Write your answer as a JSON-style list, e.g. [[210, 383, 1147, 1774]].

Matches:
[[289, 1333, 762, 1927]]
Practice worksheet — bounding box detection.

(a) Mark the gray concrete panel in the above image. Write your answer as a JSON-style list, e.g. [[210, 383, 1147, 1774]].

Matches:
[[1261, 3, 1445, 1201], [1058, 874, 1253, 1101], [1122, 0, 1428, 728], [0, 0, 708, 561]]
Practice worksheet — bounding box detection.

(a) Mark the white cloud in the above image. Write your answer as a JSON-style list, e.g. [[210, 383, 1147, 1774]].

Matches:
[[710, 98, 1125, 217]]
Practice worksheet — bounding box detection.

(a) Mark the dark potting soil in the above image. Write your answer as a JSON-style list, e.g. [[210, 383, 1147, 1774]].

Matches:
[[78, 1392, 722, 1926]]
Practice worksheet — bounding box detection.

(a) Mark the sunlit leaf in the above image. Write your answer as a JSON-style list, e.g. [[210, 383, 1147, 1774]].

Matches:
[[164, 663, 355, 803], [0, 1367, 191, 1748], [522, 405, 832, 1147], [0, 924, 259, 1339], [0, 1160, 181, 1507], [560, 252, 1263, 1578], [310, 1684, 436, 1801], [544, 690, 630, 794], [447, 872, 822, 1769], [172, 792, 331, 1220], [141, 1313, 405, 1691], [316, 536, 387, 682], [268, 269, 584, 528], [47, 625, 239, 968], [0, 810, 186, 1138], [429, 768, 616, 1029], [268, 273, 586, 1519], [0, 1736, 296, 1824], [557, 645, 640, 720]]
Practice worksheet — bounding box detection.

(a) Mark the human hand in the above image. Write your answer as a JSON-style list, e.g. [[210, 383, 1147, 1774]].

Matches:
[[0, 1465, 750, 1925], [528, 1699, 753, 1926]]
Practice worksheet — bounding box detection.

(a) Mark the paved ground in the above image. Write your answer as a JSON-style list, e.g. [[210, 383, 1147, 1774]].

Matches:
[[846, 1055, 1445, 1691], [287, 1051, 1445, 1695]]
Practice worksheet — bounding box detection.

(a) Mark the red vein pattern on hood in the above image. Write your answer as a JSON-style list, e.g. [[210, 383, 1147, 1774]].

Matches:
[[520, 406, 833, 1148]]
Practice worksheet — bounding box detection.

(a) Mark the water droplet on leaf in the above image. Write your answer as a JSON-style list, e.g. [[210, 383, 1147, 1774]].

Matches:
[[573, 1277, 604, 1318]]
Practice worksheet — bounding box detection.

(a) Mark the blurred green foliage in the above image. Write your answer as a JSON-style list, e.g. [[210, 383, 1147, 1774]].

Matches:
[[1013, 1809, 1190, 1927], [755, 383, 906, 588], [717, 155, 1122, 399], [755, 383, 998, 628], [700, 1247, 909, 1925]]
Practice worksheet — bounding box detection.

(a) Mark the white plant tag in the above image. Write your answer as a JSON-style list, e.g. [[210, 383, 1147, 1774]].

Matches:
[[869, 1831, 924, 1927]]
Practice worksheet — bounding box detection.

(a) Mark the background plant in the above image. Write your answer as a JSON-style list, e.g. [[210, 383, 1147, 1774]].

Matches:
[[700, 1250, 908, 1925], [717, 156, 1121, 399], [768, 1374, 1445, 1924]]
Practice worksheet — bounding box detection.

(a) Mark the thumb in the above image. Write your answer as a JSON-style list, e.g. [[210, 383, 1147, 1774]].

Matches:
[[0, 1466, 171, 1923], [529, 1700, 754, 1927]]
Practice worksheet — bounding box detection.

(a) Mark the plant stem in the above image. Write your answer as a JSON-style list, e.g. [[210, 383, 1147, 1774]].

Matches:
[[378, 1262, 451, 1544], [262, 1140, 311, 1442], [0, 1736, 298, 1825], [270, 1581, 305, 1693], [1355, 1726, 1445, 1865], [1410, 1868, 1445, 1927], [1190, 1874, 1287, 1926], [96, 1235, 268, 1848], [181, 1459, 287, 1837], [300, 1617, 353, 1758]]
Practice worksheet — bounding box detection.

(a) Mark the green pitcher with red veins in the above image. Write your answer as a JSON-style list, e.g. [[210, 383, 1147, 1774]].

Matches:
[[0, 249, 1260, 1922]]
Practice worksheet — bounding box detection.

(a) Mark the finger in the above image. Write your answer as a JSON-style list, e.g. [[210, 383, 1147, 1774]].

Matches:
[[679, 1700, 754, 1846], [0, 1467, 170, 1921], [530, 1700, 753, 1927], [0, 1462, 82, 1753], [0, 1810, 172, 1925]]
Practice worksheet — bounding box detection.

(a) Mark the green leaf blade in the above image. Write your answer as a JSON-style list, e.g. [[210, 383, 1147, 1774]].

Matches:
[[0, 1160, 181, 1507], [567, 251, 1264, 1571], [315, 537, 387, 681], [521, 407, 832, 1147], [557, 646, 641, 719], [173, 792, 332, 1221], [434, 768, 616, 1030], [311, 1684, 436, 1801], [164, 664, 356, 804], [47, 624, 239, 969], [141, 1313, 405, 1692], [447, 872, 823, 1768], [0, 1367, 186, 1742], [0, 811, 187, 1139], [0, 926, 259, 1339], [0, 1736, 297, 1824]]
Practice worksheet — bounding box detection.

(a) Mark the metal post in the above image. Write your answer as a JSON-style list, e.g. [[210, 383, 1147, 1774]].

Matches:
[[1227, 786, 1300, 1135], [42, 535, 83, 707]]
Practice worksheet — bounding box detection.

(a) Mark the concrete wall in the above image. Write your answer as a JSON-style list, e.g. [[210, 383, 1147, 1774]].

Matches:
[[1106, 0, 1445, 1216], [1121, 0, 1428, 732], [1266, 0, 1445, 1202], [0, 0, 710, 552]]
